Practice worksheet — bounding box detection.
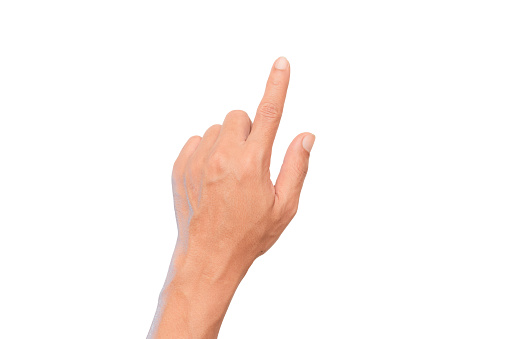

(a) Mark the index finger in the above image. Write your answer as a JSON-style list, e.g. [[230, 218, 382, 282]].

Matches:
[[248, 56, 290, 154]]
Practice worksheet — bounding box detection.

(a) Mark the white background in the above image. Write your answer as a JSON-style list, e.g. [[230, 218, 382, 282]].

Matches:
[[1, 1, 508, 338]]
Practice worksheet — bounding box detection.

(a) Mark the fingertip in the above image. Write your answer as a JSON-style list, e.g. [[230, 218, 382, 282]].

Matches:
[[274, 56, 289, 70], [302, 133, 315, 153]]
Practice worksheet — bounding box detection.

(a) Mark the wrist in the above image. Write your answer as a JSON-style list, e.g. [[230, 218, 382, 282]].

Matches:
[[169, 242, 249, 299], [173, 214, 257, 288], [151, 232, 252, 338]]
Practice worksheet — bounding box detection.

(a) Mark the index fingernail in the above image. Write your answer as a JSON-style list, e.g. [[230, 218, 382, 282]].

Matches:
[[302, 134, 315, 153], [275, 56, 289, 70]]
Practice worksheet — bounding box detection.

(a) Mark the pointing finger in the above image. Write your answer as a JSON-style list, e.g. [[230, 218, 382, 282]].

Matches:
[[248, 56, 290, 157]]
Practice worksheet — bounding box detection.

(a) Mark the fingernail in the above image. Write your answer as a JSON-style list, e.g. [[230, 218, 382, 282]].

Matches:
[[274, 56, 289, 70], [302, 134, 315, 153]]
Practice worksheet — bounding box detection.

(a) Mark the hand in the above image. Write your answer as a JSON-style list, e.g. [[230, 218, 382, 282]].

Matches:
[[148, 57, 315, 339]]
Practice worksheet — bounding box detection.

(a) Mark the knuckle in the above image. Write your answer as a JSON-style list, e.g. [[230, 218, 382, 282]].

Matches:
[[207, 150, 228, 173], [292, 160, 308, 177], [283, 199, 299, 221], [171, 163, 180, 180], [206, 124, 222, 135], [172, 157, 183, 174], [288, 203, 299, 219], [227, 110, 249, 121], [244, 153, 257, 169], [239, 153, 258, 176], [275, 194, 299, 224], [173, 136, 201, 178], [258, 102, 281, 121], [271, 78, 282, 86], [188, 135, 201, 143]]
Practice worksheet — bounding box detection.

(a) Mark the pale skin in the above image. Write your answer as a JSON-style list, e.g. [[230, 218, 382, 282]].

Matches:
[[148, 56, 315, 339]]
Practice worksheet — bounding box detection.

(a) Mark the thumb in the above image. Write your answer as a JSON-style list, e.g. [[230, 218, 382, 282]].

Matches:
[[275, 132, 315, 213]]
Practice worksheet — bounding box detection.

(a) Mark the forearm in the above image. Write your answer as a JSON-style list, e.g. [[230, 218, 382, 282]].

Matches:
[[149, 233, 252, 339]]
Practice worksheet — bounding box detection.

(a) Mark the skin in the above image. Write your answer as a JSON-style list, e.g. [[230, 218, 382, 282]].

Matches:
[[148, 57, 315, 339]]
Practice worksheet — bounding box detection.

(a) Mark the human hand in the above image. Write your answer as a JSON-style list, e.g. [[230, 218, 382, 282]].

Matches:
[[172, 56, 314, 270], [149, 57, 314, 339]]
